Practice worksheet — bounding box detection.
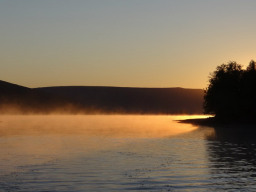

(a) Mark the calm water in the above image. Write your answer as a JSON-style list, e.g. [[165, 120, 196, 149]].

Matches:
[[0, 115, 256, 192]]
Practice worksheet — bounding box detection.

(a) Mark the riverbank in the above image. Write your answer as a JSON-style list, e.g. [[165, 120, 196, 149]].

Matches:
[[178, 117, 256, 130]]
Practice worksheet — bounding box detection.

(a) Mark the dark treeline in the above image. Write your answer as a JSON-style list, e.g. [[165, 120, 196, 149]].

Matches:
[[0, 80, 203, 114], [204, 60, 256, 122]]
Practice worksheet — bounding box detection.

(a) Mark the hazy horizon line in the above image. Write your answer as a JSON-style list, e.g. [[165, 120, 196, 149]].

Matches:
[[1, 79, 203, 90]]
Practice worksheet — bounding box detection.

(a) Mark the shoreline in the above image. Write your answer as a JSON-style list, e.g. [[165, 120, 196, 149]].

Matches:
[[178, 117, 256, 130]]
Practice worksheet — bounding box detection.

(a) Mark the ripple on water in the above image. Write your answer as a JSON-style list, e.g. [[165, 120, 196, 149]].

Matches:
[[1, 115, 256, 191]]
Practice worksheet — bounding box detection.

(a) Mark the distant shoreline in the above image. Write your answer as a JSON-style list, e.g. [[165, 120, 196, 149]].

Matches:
[[0, 80, 204, 115]]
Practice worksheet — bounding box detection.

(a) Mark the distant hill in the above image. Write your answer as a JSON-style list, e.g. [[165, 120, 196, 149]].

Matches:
[[0, 80, 204, 114], [0, 80, 31, 106], [0, 80, 30, 95], [0, 80, 65, 113]]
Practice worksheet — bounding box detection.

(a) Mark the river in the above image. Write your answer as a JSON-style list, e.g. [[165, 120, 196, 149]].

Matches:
[[0, 115, 255, 191]]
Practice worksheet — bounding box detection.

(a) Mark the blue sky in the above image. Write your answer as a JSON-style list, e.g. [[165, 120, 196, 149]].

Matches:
[[1, 0, 256, 88]]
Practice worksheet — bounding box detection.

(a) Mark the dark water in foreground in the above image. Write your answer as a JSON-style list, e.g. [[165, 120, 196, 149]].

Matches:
[[0, 115, 256, 192]]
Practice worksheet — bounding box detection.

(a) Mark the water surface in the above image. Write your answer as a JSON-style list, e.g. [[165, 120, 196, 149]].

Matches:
[[0, 115, 255, 191]]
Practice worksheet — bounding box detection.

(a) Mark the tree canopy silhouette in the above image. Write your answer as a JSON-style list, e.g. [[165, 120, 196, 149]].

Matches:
[[204, 60, 256, 121]]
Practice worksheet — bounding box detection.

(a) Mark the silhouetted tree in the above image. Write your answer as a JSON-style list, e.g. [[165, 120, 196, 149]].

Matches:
[[204, 62, 243, 119], [241, 60, 256, 119], [204, 60, 256, 121]]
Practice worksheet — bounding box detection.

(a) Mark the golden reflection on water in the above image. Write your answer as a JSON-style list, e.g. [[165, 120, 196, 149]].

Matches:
[[0, 115, 202, 138], [2, 115, 255, 191], [171, 115, 213, 120], [0, 115, 207, 175]]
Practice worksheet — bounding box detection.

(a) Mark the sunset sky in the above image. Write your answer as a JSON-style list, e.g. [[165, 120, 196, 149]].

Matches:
[[1, 0, 256, 88]]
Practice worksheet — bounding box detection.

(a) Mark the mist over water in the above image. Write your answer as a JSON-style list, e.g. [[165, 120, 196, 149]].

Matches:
[[0, 115, 199, 137], [0, 115, 198, 176], [0, 115, 255, 191]]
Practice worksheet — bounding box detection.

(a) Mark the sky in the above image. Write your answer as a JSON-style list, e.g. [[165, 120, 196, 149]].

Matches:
[[1, 0, 256, 89]]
